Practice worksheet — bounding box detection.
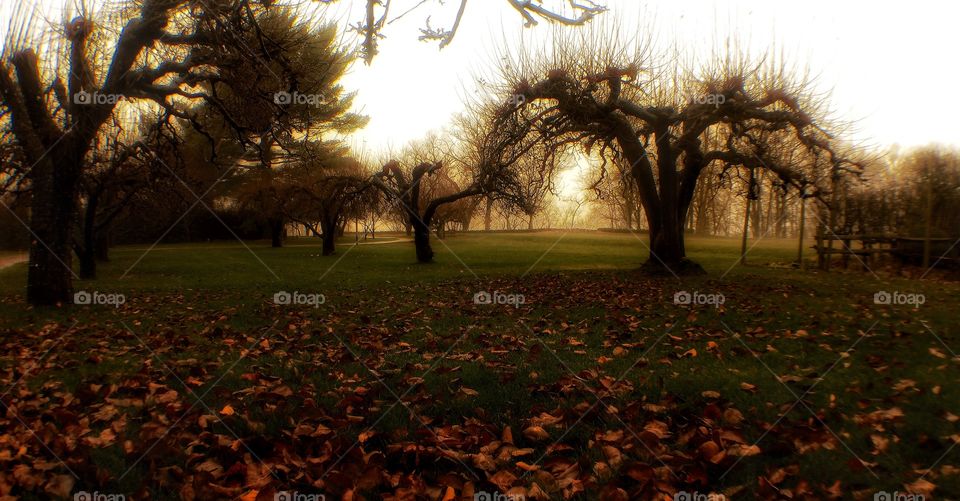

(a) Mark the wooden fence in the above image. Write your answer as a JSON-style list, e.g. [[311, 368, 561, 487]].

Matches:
[[814, 231, 958, 271]]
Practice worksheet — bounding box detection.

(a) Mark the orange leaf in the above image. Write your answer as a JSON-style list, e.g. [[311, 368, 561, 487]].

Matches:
[[523, 426, 550, 442], [440, 486, 456, 501]]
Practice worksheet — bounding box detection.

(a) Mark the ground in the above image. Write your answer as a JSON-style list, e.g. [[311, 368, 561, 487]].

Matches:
[[0, 232, 957, 500]]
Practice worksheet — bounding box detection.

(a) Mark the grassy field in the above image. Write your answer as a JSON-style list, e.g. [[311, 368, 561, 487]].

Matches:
[[0, 231, 957, 500], [0, 231, 892, 296]]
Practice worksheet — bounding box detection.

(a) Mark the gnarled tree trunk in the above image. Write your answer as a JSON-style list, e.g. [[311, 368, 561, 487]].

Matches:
[[27, 153, 81, 303], [270, 218, 285, 248], [484, 195, 493, 231], [319, 215, 337, 256], [412, 216, 433, 262]]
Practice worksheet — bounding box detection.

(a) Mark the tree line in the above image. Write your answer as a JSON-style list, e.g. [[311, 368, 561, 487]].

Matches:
[[3, 0, 950, 306]]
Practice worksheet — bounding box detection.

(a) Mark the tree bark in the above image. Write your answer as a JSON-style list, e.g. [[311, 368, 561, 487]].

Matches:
[[412, 216, 433, 262], [27, 151, 81, 304], [318, 212, 339, 256], [797, 194, 807, 269], [739, 168, 756, 265], [77, 191, 100, 279], [95, 231, 110, 262], [322, 232, 336, 256], [270, 217, 285, 248], [78, 248, 96, 280], [321, 221, 336, 256], [483, 196, 493, 231]]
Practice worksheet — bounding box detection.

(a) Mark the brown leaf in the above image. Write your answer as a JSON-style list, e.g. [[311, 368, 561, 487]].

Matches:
[[489, 469, 517, 491], [523, 426, 550, 442], [44, 474, 74, 498], [905, 478, 936, 495], [723, 408, 745, 426]]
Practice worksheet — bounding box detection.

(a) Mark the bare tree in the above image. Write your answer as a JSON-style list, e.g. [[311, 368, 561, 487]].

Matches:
[[336, 0, 606, 63], [499, 28, 851, 273], [372, 98, 550, 262], [284, 146, 377, 255], [494, 141, 561, 230], [0, 0, 345, 304], [74, 116, 175, 278], [845, 145, 960, 239]]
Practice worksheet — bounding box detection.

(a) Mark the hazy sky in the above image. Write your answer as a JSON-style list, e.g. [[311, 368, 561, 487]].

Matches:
[[3, 0, 958, 154], [330, 0, 959, 153]]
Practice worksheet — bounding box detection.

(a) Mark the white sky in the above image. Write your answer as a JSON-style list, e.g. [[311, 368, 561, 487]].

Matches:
[[332, 0, 960, 153], [3, 0, 958, 153]]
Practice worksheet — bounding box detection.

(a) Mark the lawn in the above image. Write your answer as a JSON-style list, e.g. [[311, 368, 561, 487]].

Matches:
[[0, 231, 956, 500]]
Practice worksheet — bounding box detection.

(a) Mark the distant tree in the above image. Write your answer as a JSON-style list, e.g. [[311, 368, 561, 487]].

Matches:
[[589, 154, 645, 231], [500, 30, 851, 273], [373, 99, 551, 262], [419, 168, 477, 236], [74, 118, 173, 279], [284, 145, 377, 255], [0, 0, 333, 304], [495, 141, 560, 230], [372, 160, 450, 262], [847, 146, 960, 239], [207, 10, 367, 247]]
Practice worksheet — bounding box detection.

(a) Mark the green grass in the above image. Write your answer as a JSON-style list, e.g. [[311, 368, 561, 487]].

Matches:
[[0, 231, 935, 295], [0, 231, 957, 499]]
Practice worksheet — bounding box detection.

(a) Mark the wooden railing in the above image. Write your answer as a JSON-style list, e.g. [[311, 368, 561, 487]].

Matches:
[[814, 231, 958, 271]]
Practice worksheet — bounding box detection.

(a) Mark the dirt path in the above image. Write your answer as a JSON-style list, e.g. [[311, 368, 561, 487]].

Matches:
[[117, 238, 414, 252], [356, 238, 412, 245]]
